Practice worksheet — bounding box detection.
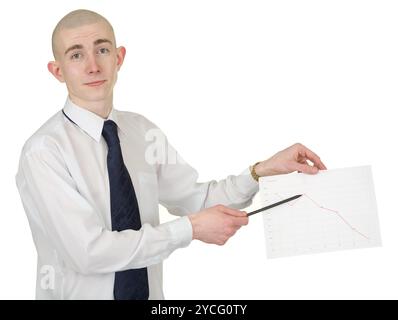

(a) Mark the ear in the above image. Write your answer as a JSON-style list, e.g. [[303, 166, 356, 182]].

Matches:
[[116, 46, 126, 71], [47, 61, 65, 83]]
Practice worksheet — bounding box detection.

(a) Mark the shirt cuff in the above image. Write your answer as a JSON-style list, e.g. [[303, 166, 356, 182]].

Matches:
[[235, 167, 260, 198], [166, 216, 193, 248]]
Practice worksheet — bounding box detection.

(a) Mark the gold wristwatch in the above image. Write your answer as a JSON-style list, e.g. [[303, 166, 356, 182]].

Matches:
[[250, 161, 261, 182]]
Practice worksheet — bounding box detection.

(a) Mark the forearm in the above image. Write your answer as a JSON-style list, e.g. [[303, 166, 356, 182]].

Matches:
[[71, 217, 192, 275], [201, 167, 259, 210]]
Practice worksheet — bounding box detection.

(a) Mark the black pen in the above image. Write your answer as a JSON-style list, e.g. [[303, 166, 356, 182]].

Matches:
[[247, 194, 302, 217]]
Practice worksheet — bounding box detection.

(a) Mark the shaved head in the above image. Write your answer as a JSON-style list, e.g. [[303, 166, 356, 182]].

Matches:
[[52, 9, 116, 59]]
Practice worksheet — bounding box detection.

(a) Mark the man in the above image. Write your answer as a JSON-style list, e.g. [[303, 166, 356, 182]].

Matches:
[[15, 9, 326, 300]]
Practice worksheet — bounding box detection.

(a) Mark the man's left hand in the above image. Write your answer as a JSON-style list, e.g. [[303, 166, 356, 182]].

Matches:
[[254, 143, 327, 177]]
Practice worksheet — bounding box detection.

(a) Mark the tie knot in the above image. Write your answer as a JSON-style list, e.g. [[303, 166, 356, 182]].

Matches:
[[102, 120, 120, 147]]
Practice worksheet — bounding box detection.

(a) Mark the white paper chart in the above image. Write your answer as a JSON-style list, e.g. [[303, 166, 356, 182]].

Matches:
[[259, 166, 382, 258]]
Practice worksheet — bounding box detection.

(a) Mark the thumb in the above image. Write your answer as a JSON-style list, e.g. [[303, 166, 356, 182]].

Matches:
[[296, 163, 319, 174], [220, 206, 247, 217]]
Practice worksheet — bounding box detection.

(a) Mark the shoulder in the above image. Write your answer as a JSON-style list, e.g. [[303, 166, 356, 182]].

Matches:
[[115, 109, 165, 135], [19, 111, 66, 158]]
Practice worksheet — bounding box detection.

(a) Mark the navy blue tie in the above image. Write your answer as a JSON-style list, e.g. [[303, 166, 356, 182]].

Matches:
[[102, 120, 149, 300]]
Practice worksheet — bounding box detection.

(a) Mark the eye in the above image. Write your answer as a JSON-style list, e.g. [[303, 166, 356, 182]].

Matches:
[[71, 52, 82, 60], [98, 47, 110, 54]]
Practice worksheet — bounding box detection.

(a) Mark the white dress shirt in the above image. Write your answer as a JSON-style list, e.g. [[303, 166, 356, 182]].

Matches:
[[15, 97, 259, 299]]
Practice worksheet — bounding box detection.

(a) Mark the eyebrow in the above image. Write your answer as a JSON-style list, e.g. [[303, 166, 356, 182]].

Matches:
[[64, 38, 113, 56]]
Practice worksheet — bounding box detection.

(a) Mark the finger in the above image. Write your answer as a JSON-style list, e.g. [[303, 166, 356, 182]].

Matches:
[[230, 214, 249, 226], [299, 145, 327, 170], [299, 158, 309, 165], [220, 206, 247, 217], [317, 158, 327, 170], [237, 216, 249, 226], [297, 159, 308, 173], [295, 162, 319, 174]]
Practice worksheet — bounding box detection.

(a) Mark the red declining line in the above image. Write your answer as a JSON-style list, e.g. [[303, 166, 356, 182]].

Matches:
[[276, 193, 370, 240]]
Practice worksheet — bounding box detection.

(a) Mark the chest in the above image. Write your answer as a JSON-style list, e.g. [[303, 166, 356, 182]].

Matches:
[[62, 131, 160, 228]]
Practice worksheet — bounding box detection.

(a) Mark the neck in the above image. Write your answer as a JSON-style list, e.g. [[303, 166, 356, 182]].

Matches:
[[69, 94, 113, 119]]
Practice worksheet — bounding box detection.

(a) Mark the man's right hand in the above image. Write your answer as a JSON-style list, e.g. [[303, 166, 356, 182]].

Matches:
[[188, 205, 248, 245]]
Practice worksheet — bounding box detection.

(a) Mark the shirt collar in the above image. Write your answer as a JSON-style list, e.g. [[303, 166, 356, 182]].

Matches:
[[62, 97, 123, 143]]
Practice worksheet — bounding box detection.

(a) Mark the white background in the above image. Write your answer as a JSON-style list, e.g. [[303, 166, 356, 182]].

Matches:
[[1, 0, 397, 299]]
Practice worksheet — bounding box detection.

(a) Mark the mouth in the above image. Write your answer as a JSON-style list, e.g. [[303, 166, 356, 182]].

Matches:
[[84, 80, 107, 87]]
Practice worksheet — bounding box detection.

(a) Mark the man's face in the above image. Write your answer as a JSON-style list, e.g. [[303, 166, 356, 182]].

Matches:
[[49, 21, 125, 106]]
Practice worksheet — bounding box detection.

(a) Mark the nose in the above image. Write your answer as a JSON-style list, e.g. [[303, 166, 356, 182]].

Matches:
[[85, 54, 101, 74]]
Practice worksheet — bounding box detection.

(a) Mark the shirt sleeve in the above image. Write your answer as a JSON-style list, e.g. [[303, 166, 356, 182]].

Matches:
[[16, 147, 192, 275], [156, 136, 259, 216]]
